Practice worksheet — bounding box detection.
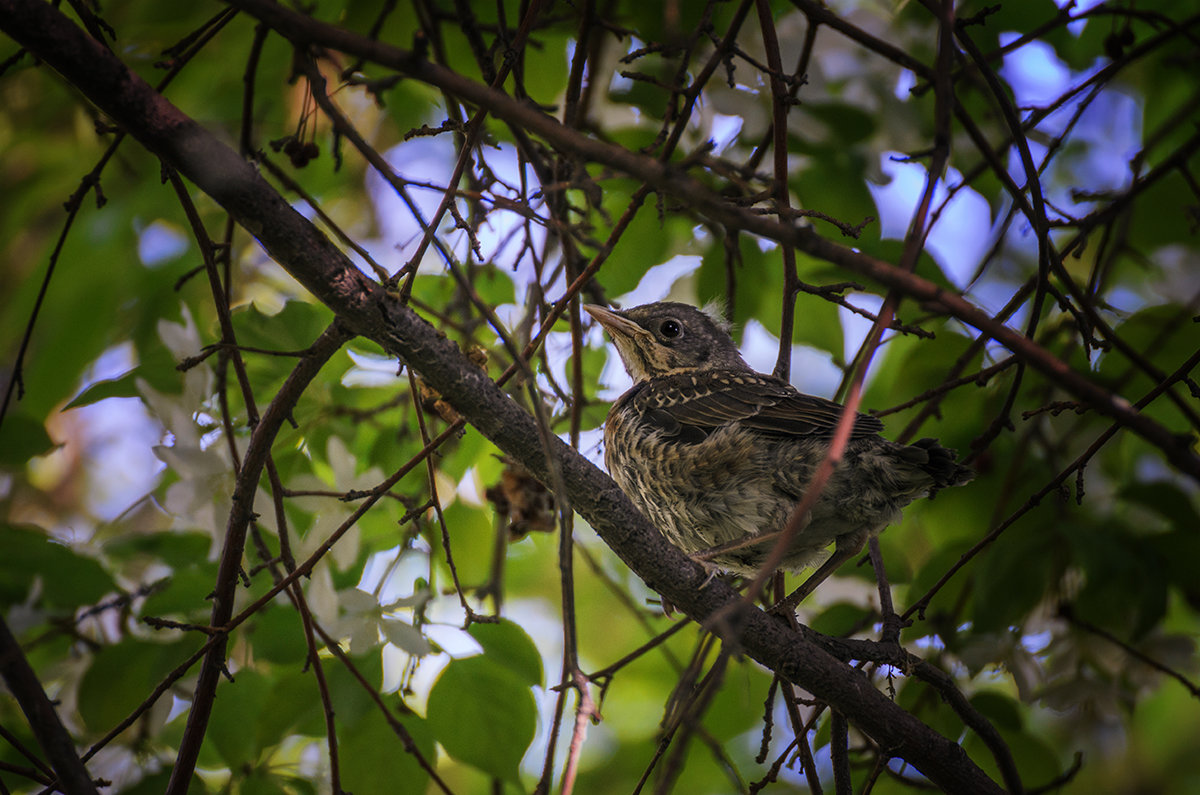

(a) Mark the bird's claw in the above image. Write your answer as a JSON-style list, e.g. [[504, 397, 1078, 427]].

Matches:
[[689, 556, 724, 589]]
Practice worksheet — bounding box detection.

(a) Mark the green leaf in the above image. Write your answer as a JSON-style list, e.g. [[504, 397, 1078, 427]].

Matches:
[[965, 729, 1061, 789], [896, 679, 964, 742], [971, 513, 1058, 632], [1063, 519, 1169, 639], [323, 652, 385, 728], [256, 668, 325, 745], [809, 602, 873, 637], [468, 619, 543, 687], [246, 605, 310, 664], [141, 565, 218, 618], [339, 703, 435, 795], [121, 770, 206, 795], [79, 639, 193, 732], [0, 410, 55, 467], [230, 300, 333, 354], [434, 500, 494, 583], [0, 523, 114, 609], [969, 691, 1023, 732], [236, 769, 291, 795], [208, 668, 272, 769], [601, 183, 672, 295], [102, 530, 211, 570], [62, 370, 141, 410], [1148, 529, 1200, 609], [801, 102, 877, 146], [427, 655, 537, 782], [1119, 480, 1200, 531]]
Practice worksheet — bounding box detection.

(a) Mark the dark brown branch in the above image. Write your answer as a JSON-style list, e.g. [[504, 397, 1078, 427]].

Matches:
[[0, 3, 1006, 790], [0, 615, 100, 795], [205, 0, 1200, 482]]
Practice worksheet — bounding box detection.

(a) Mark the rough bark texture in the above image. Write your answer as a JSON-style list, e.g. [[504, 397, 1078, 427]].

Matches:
[[0, 1, 1015, 791]]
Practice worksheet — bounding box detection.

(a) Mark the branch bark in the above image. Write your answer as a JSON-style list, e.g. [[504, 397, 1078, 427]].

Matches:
[[0, 615, 99, 795], [0, 1, 1009, 791], [222, 0, 1198, 483]]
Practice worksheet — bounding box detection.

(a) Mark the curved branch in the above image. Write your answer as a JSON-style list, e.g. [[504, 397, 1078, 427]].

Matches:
[[0, 615, 100, 795], [0, 2, 1007, 791], [213, 0, 1198, 482]]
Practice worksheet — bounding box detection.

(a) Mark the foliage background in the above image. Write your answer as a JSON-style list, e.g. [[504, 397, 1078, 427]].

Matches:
[[1, 0, 1198, 793]]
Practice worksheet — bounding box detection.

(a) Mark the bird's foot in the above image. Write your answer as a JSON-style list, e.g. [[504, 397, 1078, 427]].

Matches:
[[688, 555, 724, 589]]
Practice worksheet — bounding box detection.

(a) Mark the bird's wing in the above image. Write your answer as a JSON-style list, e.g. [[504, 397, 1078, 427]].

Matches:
[[638, 372, 883, 440]]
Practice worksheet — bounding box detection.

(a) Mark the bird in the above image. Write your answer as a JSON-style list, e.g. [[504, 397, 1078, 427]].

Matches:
[[584, 301, 973, 603]]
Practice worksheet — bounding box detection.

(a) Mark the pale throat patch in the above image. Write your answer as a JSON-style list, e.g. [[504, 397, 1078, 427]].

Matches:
[[614, 337, 693, 382]]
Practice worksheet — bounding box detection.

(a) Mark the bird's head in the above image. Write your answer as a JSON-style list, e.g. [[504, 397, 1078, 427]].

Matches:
[[584, 301, 750, 382]]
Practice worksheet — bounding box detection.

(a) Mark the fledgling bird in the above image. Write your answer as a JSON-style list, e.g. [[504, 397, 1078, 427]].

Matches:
[[585, 301, 972, 601]]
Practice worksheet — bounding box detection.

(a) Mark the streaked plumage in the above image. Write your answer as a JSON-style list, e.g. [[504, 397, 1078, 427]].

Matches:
[[587, 301, 972, 584]]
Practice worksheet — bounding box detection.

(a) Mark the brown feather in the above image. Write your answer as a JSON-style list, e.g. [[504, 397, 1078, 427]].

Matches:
[[631, 372, 882, 442]]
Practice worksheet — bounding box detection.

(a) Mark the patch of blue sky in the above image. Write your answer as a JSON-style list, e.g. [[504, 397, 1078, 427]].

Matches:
[[136, 220, 188, 267], [342, 347, 405, 388], [364, 136, 457, 274], [708, 112, 744, 156], [1055, 0, 1108, 36], [742, 318, 845, 400], [1021, 629, 1054, 655], [999, 37, 1073, 108], [998, 33, 1142, 217], [867, 154, 995, 290], [894, 68, 917, 100], [839, 291, 884, 364], [56, 343, 165, 521], [366, 137, 548, 295]]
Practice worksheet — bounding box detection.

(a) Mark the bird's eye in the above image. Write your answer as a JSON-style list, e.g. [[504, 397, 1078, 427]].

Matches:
[[659, 319, 682, 338]]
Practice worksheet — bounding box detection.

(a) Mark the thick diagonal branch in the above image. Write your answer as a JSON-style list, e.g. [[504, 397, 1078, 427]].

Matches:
[[0, 2, 1008, 791], [219, 0, 1197, 481]]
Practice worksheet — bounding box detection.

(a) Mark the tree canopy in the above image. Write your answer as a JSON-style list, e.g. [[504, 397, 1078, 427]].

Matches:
[[1, 1, 1198, 793]]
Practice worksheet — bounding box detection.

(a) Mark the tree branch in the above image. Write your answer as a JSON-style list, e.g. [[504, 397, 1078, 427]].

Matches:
[[0, 1, 1007, 790], [0, 615, 100, 795], [216, 0, 1199, 482]]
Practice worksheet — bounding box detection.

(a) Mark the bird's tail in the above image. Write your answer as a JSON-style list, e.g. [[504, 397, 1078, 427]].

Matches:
[[903, 438, 974, 490]]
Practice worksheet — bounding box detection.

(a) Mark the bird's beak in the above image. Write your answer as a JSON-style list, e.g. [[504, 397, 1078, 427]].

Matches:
[[583, 304, 651, 343]]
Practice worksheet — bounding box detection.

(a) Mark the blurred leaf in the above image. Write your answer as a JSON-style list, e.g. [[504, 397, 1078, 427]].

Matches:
[[0, 411, 55, 466], [229, 300, 332, 354], [339, 707, 435, 795], [809, 602, 873, 637], [121, 770, 206, 795], [969, 691, 1023, 733], [236, 769, 291, 795], [427, 654, 536, 782], [141, 565, 218, 618], [971, 513, 1058, 632], [102, 530, 210, 569], [801, 102, 877, 146], [601, 184, 674, 296], [257, 668, 325, 744], [1119, 480, 1200, 532], [324, 651, 385, 728], [62, 371, 141, 410], [208, 668, 272, 769], [79, 639, 195, 732], [246, 605, 310, 664], [435, 500, 494, 583], [1148, 529, 1200, 609], [1064, 519, 1168, 639], [0, 523, 114, 609], [965, 729, 1061, 791], [468, 619, 543, 687], [897, 678, 964, 742]]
